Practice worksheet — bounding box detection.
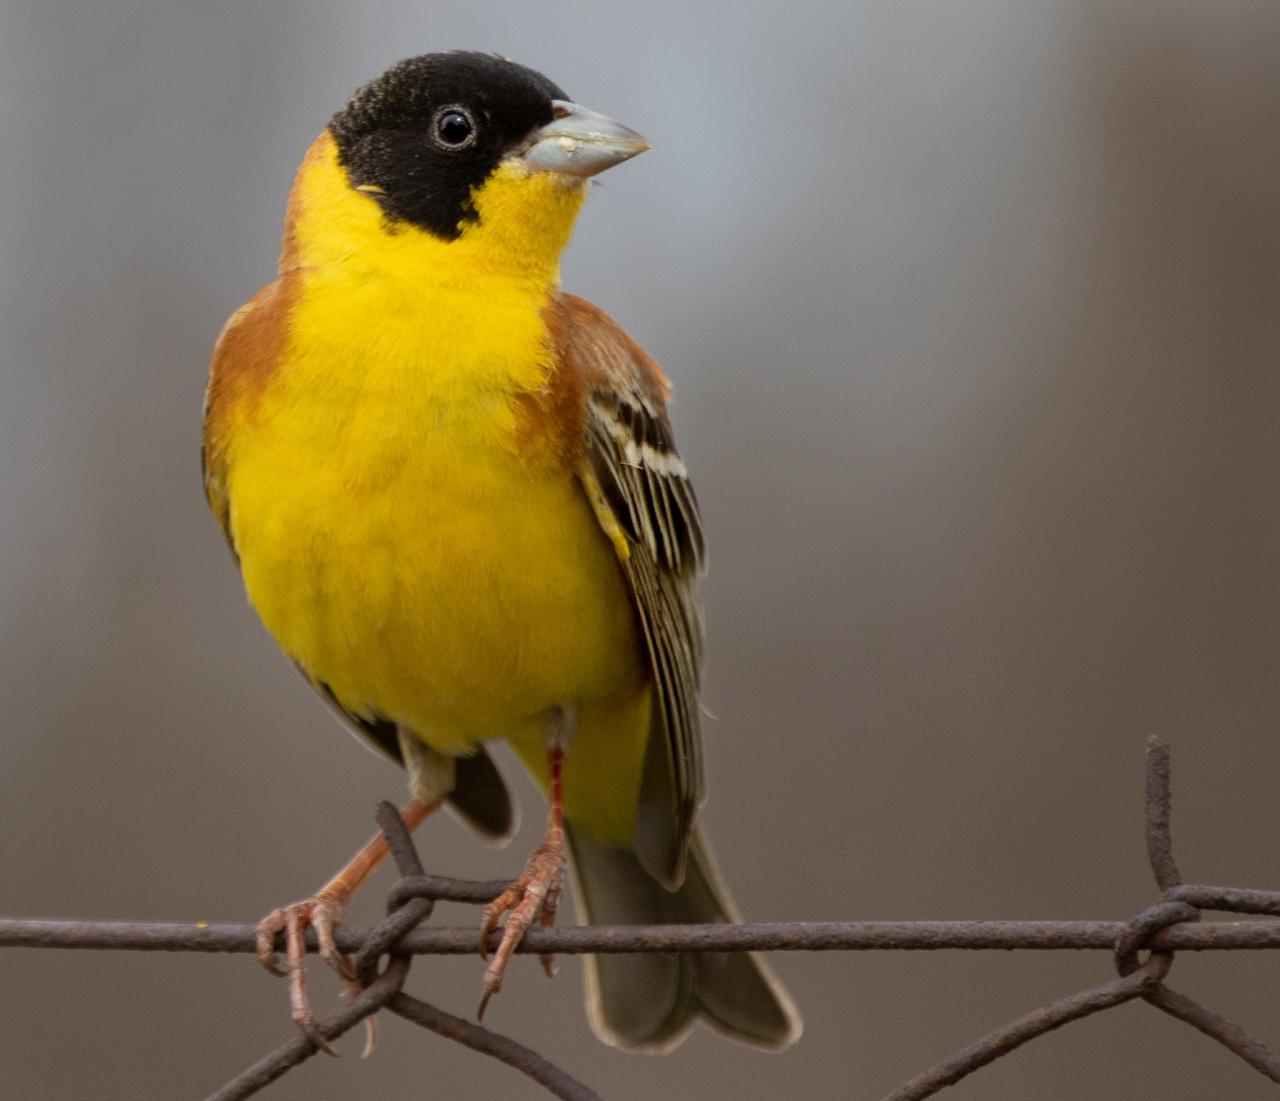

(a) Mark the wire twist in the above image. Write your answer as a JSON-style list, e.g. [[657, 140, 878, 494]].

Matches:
[[208, 803, 600, 1101], [887, 737, 1280, 1100]]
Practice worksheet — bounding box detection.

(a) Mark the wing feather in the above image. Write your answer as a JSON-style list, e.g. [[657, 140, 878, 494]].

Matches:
[[549, 293, 706, 886]]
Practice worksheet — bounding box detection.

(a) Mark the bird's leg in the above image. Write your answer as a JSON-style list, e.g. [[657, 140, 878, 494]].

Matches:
[[256, 798, 438, 1054], [478, 713, 571, 1018]]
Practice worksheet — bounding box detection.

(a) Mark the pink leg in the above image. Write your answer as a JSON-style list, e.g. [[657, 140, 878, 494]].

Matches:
[[477, 743, 567, 1018]]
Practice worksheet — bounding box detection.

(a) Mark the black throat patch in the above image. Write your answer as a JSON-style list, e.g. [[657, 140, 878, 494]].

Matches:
[[328, 52, 567, 240]]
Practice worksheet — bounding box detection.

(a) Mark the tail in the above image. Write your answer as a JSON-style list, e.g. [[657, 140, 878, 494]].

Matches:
[[566, 824, 802, 1052]]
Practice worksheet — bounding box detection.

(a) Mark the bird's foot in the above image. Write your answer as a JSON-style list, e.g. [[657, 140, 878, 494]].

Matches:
[[257, 892, 374, 1056], [252, 800, 436, 1056], [477, 826, 566, 1018]]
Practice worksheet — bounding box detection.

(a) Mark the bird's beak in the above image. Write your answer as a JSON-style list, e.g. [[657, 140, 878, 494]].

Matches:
[[520, 100, 650, 178]]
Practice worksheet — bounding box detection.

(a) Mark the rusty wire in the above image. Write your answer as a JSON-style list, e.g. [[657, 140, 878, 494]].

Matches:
[[5, 916, 1280, 955], [885, 737, 1280, 1099], [199, 803, 603, 1101], [2, 737, 1278, 1099]]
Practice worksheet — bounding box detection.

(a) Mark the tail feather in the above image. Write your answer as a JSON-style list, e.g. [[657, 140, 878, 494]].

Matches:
[[567, 824, 801, 1052]]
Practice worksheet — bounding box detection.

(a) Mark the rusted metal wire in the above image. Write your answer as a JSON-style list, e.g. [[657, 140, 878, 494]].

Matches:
[[1144, 734, 1182, 891], [206, 956, 411, 1101], [206, 803, 601, 1101], [2, 739, 1278, 1099], [883, 736, 1280, 1099], [388, 992, 601, 1101], [5, 916, 1280, 954], [1146, 985, 1280, 1082], [884, 953, 1175, 1101]]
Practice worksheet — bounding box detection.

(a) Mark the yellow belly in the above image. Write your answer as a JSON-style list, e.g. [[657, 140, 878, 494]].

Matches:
[[226, 274, 644, 756], [231, 421, 642, 754]]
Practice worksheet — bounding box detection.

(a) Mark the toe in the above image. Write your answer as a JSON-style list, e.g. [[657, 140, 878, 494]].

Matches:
[[256, 909, 288, 977], [312, 899, 356, 981], [479, 886, 521, 958], [283, 905, 341, 1057], [292, 1005, 340, 1058]]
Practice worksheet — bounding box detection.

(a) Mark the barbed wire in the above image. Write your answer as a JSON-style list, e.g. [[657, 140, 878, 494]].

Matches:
[[2, 737, 1278, 1099]]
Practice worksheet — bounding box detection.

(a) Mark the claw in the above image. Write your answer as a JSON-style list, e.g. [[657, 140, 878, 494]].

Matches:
[[256, 907, 290, 978], [255, 893, 362, 1058], [284, 905, 341, 1056], [539, 878, 563, 979], [310, 894, 356, 980], [477, 832, 566, 1017], [253, 799, 438, 1057], [359, 1015, 380, 1060], [479, 884, 522, 961]]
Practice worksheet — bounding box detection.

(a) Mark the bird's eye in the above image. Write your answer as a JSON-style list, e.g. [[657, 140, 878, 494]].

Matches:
[[432, 106, 477, 149]]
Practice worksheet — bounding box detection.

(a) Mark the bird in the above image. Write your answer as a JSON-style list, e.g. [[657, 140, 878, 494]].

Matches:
[[202, 50, 800, 1055]]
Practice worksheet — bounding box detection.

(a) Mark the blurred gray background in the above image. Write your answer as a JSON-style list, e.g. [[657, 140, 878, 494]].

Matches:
[[3, 2, 1279, 1098]]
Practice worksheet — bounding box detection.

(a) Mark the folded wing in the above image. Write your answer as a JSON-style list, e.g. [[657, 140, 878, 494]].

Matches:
[[549, 293, 706, 887]]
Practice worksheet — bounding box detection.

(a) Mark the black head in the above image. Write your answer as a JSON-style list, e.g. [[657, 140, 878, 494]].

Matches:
[[329, 52, 568, 240]]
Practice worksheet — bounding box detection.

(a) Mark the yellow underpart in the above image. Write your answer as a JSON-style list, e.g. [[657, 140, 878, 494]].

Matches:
[[224, 134, 650, 846]]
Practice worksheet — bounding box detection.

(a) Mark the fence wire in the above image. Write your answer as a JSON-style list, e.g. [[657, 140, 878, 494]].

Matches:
[[2, 738, 1279, 1099]]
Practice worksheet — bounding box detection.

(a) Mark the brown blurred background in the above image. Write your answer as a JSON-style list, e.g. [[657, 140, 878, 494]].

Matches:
[[3, 3, 1279, 1098]]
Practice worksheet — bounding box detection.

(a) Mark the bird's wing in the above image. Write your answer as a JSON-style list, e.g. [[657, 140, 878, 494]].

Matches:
[[548, 293, 706, 887], [202, 280, 289, 556]]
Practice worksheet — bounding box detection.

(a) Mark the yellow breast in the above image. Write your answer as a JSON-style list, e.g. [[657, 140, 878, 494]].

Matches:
[[227, 273, 640, 752]]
